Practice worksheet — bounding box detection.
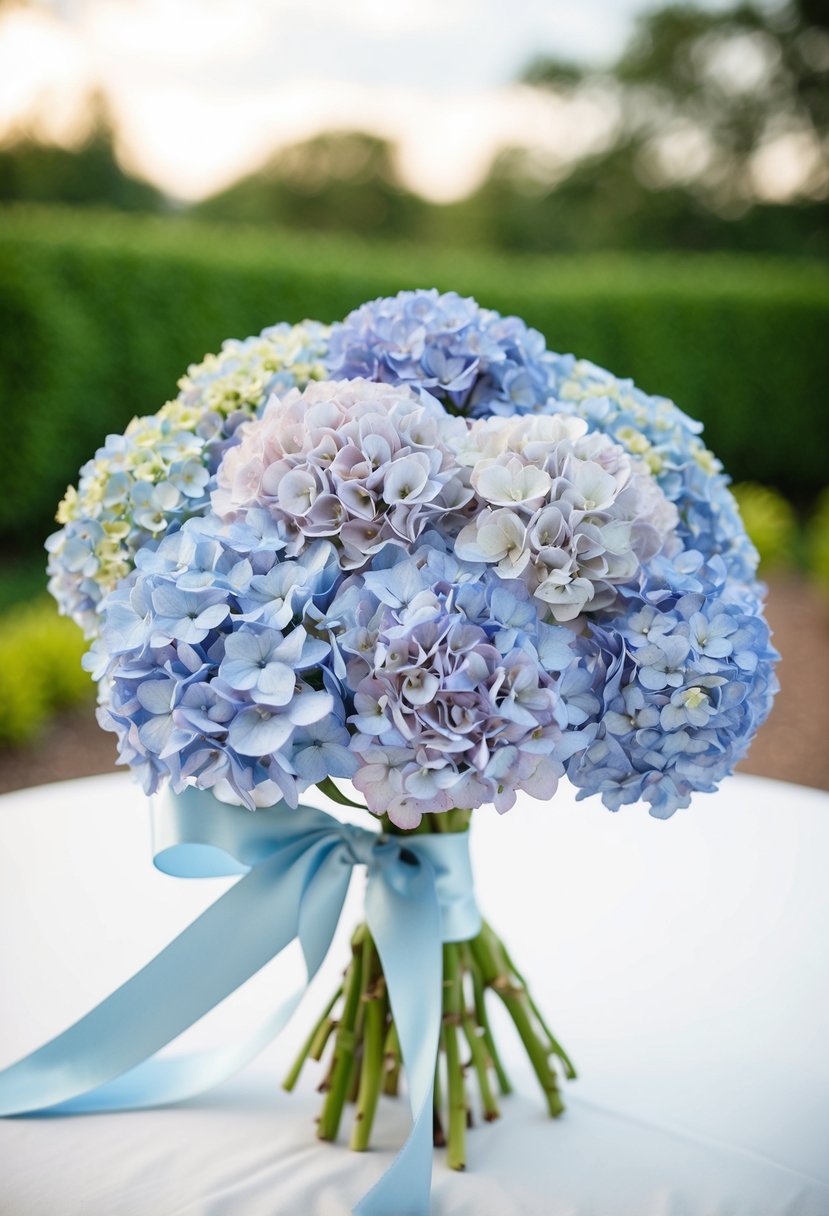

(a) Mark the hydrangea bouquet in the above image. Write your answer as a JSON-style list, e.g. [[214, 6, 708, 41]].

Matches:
[[38, 290, 777, 1209]]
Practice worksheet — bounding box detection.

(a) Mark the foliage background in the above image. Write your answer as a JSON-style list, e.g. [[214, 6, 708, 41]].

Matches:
[[2, 208, 827, 549]]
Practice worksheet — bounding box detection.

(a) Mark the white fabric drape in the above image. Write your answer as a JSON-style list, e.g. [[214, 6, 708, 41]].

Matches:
[[1, 771, 827, 1216]]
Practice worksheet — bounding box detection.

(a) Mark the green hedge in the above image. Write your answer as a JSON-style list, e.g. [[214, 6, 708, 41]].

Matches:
[[2, 205, 827, 545]]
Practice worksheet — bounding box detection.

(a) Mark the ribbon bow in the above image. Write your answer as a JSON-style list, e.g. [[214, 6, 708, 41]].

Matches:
[[0, 786, 481, 1216]]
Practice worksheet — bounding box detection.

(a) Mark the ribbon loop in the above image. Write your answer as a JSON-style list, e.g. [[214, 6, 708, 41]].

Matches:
[[0, 788, 481, 1216]]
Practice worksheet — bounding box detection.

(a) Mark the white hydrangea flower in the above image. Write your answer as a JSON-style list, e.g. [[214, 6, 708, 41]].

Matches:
[[455, 413, 678, 623]]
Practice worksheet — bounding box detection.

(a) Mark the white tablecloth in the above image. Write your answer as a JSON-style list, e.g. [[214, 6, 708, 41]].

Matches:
[[0, 772, 827, 1216]]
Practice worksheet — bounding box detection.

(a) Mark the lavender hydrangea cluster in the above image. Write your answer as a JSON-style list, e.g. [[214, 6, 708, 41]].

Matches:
[[46, 322, 328, 635], [60, 288, 777, 826]]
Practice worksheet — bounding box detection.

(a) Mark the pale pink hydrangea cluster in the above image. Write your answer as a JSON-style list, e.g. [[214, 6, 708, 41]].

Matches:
[[214, 379, 473, 569], [455, 413, 679, 622]]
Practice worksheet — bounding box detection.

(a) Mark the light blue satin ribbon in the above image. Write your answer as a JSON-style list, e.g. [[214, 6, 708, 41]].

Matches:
[[0, 786, 481, 1216]]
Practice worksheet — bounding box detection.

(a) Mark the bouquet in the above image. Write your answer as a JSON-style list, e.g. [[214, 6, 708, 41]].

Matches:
[[2, 291, 777, 1215]]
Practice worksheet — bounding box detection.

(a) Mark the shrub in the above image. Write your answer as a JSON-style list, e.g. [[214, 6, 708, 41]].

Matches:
[[0, 600, 92, 745], [807, 490, 829, 593], [731, 483, 799, 572]]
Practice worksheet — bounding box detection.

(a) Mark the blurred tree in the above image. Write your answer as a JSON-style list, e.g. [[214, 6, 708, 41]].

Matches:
[[197, 131, 429, 240], [511, 0, 829, 254], [0, 92, 164, 212], [439, 139, 828, 254]]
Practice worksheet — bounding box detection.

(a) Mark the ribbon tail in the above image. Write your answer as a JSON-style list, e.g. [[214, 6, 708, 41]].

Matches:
[[356, 857, 443, 1216], [48, 844, 356, 1113], [42, 988, 308, 1114], [0, 839, 340, 1116]]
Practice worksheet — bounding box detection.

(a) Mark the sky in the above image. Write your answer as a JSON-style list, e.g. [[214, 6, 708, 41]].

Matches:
[[0, 0, 736, 202]]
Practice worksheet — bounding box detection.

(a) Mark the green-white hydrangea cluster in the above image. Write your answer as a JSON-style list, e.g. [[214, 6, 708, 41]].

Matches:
[[46, 321, 329, 635]]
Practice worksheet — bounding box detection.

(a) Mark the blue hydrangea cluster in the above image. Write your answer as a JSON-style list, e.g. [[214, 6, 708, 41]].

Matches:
[[88, 510, 353, 810], [326, 289, 574, 418], [564, 549, 778, 816], [65, 289, 777, 827]]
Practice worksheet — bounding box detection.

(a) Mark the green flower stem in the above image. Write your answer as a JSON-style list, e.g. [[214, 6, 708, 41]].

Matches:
[[347, 950, 370, 1107], [309, 1014, 337, 1062], [347, 1045, 363, 1105], [442, 942, 467, 1170], [433, 1038, 446, 1146], [499, 986, 564, 1118], [282, 985, 342, 1092], [464, 943, 513, 1096], [318, 925, 366, 1141], [343, 930, 373, 1106], [470, 924, 564, 1118], [350, 933, 386, 1151], [462, 1006, 500, 1122], [382, 1020, 401, 1096], [500, 940, 577, 1080]]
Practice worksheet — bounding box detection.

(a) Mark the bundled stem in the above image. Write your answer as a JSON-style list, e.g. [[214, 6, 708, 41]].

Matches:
[[469, 923, 566, 1118], [382, 1020, 401, 1096], [316, 924, 365, 1141], [282, 986, 342, 1092], [282, 812, 574, 1165], [442, 941, 467, 1169], [350, 933, 386, 1150]]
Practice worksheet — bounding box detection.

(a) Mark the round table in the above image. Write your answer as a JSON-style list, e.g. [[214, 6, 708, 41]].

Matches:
[[0, 772, 827, 1216]]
